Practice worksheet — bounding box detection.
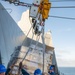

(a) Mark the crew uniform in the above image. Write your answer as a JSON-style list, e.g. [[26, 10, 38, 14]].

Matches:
[[0, 64, 30, 75]]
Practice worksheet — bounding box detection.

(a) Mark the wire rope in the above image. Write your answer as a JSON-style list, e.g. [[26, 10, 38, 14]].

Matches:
[[49, 15, 75, 20], [50, 0, 75, 2]]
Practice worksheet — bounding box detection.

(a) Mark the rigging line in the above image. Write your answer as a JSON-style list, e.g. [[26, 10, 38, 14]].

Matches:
[[31, 34, 40, 55], [22, 24, 33, 46], [14, 1, 31, 7], [50, 0, 75, 1], [49, 15, 75, 20], [50, 0, 75, 2], [41, 24, 45, 73], [22, 22, 38, 62], [21, 31, 35, 62], [51, 6, 75, 8]]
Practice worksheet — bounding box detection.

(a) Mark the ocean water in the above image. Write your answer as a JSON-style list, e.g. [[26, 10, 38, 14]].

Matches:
[[58, 67, 75, 75]]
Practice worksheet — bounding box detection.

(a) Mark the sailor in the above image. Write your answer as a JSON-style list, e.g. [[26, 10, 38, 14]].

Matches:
[[7, 62, 30, 75], [18, 62, 30, 75], [0, 64, 15, 75], [0, 62, 30, 75], [0, 64, 6, 75], [48, 65, 55, 75], [34, 68, 42, 75]]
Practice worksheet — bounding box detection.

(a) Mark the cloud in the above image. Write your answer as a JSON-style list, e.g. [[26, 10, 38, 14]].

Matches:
[[18, 10, 32, 36], [55, 47, 75, 67], [56, 52, 75, 67], [56, 57, 75, 67]]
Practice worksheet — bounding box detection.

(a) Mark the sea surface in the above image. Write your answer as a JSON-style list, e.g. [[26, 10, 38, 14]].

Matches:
[[58, 67, 75, 75]]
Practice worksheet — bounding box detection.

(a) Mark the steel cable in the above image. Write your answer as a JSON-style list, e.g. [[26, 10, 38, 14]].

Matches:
[[49, 15, 75, 20]]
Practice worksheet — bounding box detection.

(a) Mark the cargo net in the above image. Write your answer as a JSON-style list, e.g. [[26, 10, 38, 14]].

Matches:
[[7, 45, 53, 75]]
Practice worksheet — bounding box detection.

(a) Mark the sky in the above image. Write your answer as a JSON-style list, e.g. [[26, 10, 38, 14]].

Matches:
[[0, 0, 75, 67]]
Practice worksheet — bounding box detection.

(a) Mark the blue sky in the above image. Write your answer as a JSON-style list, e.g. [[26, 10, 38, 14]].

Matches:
[[0, 0, 75, 67]]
